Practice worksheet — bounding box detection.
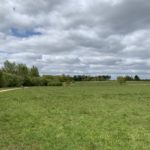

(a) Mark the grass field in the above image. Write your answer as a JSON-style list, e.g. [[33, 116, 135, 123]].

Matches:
[[0, 82, 150, 149]]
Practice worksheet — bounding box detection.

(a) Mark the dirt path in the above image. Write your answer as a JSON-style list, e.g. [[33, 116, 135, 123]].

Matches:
[[0, 87, 28, 93]]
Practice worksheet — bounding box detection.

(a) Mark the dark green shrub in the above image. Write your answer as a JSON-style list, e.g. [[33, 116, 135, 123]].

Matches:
[[2, 73, 23, 87], [23, 77, 32, 86]]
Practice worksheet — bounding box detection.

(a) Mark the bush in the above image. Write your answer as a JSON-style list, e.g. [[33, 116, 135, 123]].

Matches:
[[30, 77, 41, 86], [47, 80, 63, 86], [117, 76, 126, 85], [2, 73, 23, 87], [40, 77, 48, 86], [30, 77, 48, 86], [22, 76, 32, 86], [63, 81, 72, 86]]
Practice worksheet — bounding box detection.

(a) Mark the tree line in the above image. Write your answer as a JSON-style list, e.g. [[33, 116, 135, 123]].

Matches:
[[0, 60, 67, 87], [0, 60, 143, 88], [117, 75, 141, 84], [0, 61, 112, 87]]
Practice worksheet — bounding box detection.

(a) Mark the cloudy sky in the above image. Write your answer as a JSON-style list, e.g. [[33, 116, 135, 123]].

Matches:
[[0, 0, 150, 78]]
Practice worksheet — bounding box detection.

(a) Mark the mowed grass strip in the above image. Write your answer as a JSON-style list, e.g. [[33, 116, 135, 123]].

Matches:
[[0, 84, 150, 150]]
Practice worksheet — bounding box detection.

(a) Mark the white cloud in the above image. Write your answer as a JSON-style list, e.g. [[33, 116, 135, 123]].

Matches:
[[0, 0, 150, 78]]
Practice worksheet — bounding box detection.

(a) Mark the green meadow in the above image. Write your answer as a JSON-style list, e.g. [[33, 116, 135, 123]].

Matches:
[[0, 82, 150, 150]]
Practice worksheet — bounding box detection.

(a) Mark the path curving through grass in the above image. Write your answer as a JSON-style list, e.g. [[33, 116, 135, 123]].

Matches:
[[0, 87, 28, 93]]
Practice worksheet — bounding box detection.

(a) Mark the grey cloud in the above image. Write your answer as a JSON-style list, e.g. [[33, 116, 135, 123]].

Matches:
[[0, 0, 150, 78], [64, 0, 150, 34], [14, 0, 67, 14]]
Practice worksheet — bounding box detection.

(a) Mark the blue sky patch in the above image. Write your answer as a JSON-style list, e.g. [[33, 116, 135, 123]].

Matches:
[[10, 28, 42, 38]]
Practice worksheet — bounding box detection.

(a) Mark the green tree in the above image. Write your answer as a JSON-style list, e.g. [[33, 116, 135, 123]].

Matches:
[[134, 75, 140, 81], [0, 70, 3, 87], [125, 76, 134, 81], [3, 60, 16, 74], [16, 64, 29, 77], [30, 66, 39, 77]]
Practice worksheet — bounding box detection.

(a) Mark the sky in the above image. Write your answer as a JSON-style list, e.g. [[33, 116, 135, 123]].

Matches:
[[0, 0, 150, 78]]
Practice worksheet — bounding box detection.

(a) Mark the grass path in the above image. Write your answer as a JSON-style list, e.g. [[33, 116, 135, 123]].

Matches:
[[0, 87, 28, 93]]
